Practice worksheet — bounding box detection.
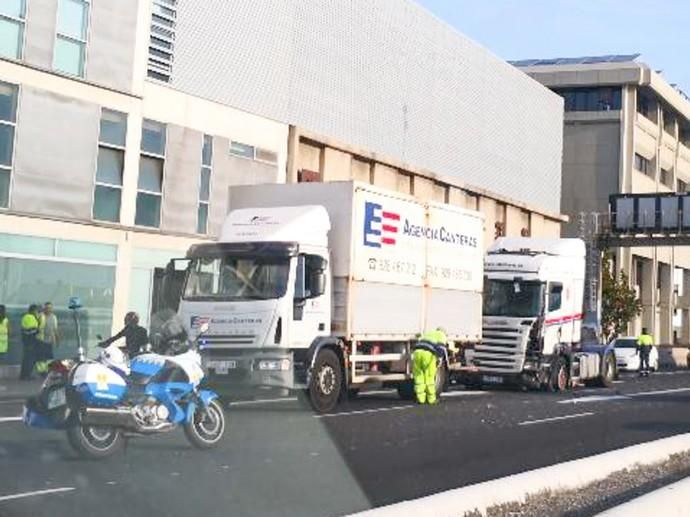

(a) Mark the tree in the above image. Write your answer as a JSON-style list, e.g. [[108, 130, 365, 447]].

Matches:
[[601, 252, 642, 341]]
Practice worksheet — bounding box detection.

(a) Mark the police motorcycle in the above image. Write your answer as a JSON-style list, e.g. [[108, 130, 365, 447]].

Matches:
[[23, 298, 225, 459]]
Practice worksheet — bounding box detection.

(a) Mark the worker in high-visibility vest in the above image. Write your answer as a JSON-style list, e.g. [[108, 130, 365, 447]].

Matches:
[[637, 327, 654, 377], [0, 305, 9, 358], [412, 328, 448, 405], [35, 302, 58, 374], [19, 305, 41, 380]]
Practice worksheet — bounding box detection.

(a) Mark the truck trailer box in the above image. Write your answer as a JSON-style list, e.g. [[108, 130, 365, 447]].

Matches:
[[227, 181, 484, 342]]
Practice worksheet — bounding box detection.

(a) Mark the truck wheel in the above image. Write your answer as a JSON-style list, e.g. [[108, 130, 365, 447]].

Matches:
[[308, 349, 343, 413], [549, 358, 569, 392], [598, 354, 615, 388], [435, 363, 448, 396], [397, 380, 416, 400]]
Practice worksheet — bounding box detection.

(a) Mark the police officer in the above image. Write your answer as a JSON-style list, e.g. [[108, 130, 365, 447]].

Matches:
[[19, 304, 41, 380], [0, 305, 9, 360], [412, 328, 448, 405], [637, 327, 654, 377]]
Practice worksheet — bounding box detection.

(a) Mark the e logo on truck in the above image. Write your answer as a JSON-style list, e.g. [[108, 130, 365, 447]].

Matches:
[[363, 201, 401, 248]]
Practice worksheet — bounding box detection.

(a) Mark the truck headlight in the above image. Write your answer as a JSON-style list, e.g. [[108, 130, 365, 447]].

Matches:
[[257, 359, 291, 371]]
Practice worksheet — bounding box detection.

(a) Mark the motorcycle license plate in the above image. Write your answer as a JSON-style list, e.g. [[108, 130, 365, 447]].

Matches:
[[47, 388, 67, 409], [482, 375, 503, 385], [208, 360, 237, 374]]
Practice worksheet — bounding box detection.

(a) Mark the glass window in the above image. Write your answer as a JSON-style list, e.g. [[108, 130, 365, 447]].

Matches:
[[0, 170, 9, 207], [0, 82, 18, 123], [0, 124, 14, 167], [56, 240, 118, 262], [138, 156, 163, 192], [483, 279, 544, 318], [56, 0, 88, 40], [556, 87, 622, 112], [141, 120, 166, 155], [199, 168, 211, 202], [0, 0, 26, 19], [0, 256, 114, 364], [202, 135, 213, 166], [230, 141, 255, 159], [197, 203, 208, 234], [96, 148, 124, 186], [93, 185, 121, 222], [99, 110, 127, 147], [256, 148, 278, 164], [135, 193, 161, 228], [548, 283, 563, 312], [54, 36, 85, 76], [0, 233, 55, 256], [0, 17, 23, 60]]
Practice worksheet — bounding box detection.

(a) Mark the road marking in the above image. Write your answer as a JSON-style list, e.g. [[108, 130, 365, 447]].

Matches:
[[0, 487, 75, 502], [559, 395, 630, 404], [229, 397, 297, 406], [315, 405, 414, 418], [518, 412, 595, 426], [0, 416, 22, 423], [442, 390, 489, 397], [630, 387, 690, 397]]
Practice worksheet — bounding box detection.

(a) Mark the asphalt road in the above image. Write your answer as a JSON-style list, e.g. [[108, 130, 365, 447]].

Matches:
[[1, 371, 690, 517]]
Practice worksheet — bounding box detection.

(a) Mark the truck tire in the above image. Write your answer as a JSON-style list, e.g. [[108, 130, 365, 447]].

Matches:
[[549, 357, 569, 392], [597, 353, 616, 388], [308, 349, 343, 413], [397, 380, 416, 401]]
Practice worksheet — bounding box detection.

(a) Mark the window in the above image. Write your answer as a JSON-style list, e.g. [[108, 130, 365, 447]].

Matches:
[[663, 112, 675, 136], [661, 168, 672, 187], [0, 82, 18, 208], [0, 0, 26, 60], [255, 148, 278, 164], [230, 140, 255, 159], [54, 0, 89, 77], [93, 110, 127, 222], [136, 120, 166, 228], [556, 87, 622, 112], [147, 0, 177, 82], [197, 135, 212, 234], [634, 153, 651, 176], [548, 283, 563, 312], [678, 179, 687, 193], [637, 93, 651, 118]]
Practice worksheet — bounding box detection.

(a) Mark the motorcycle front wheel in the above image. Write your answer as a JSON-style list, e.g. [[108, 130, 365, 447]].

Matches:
[[184, 399, 225, 449], [67, 422, 123, 459]]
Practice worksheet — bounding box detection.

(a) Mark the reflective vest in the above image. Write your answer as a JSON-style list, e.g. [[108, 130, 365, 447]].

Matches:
[[637, 334, 653, 347], [419, 329, 448, 346], [0, 317, 7, 354], [21, 313, 39, 336]]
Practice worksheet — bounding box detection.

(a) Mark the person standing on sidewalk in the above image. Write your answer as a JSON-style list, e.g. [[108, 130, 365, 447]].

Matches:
[[19, 305, 41, 380], [36, 302, 59, 374], [0, 305, 9, 360], [637, 327, 654, 377]]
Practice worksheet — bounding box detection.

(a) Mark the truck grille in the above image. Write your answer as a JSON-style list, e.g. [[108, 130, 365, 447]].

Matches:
[[475, 325, 528, 373], [203, 334, 256, 347]]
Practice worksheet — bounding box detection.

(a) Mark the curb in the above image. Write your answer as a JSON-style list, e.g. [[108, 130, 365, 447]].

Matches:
[[348, 433, 690, 517], [596, 476, 690, 516]]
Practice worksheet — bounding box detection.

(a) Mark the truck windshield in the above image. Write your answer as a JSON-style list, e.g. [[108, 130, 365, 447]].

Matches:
[[183, 256, 290, 301], [483, 279, 544, 318]]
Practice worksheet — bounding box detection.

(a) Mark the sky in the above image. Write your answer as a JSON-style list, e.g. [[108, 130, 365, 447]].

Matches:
[[417, 0, 690, 93]]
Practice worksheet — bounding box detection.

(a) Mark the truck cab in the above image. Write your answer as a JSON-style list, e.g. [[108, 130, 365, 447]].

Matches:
[[166, 206, 332, 396], [470, 238, 612, 389]]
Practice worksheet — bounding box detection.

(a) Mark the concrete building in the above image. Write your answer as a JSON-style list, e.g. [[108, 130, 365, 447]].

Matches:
[[0, 0, 564, 369], [516, 54, 690, 343]]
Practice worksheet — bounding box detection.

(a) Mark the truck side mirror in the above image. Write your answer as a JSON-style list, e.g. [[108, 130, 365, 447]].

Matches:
[[310, 271, 327, 297]]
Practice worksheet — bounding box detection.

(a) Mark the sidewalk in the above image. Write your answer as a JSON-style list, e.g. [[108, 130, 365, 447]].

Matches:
[[0, 378, 42, 401], [597, 476, 690, 516]]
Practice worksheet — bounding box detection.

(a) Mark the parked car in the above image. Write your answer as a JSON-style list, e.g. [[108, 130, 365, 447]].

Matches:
[[612, 337, 659, 372]]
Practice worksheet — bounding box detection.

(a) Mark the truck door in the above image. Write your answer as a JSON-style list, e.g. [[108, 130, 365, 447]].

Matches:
[[291, 254, 330, 348], [152, 258, 190, 315], [543, 282, 564, 354]]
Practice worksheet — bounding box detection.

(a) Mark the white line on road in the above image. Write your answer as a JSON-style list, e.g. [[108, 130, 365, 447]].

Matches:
[[0, 416, 22, 423], [559, 395, 630, 404], [442, 390, 489, 397], [518, 412, 595, 426], [0, 487, 75, 502], [315, 405, 414, 419], [630, 387, 690, 397], [229, 397, 297, 406]]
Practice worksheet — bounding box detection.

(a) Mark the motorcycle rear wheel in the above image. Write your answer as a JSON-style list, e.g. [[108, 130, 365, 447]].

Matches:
[[67, 422, 123, 459], [184, 399, 225, 449]]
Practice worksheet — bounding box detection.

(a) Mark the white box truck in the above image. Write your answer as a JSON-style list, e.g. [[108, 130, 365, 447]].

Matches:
[[462, 237, 617, 390], [157, 181, 484, 412]]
